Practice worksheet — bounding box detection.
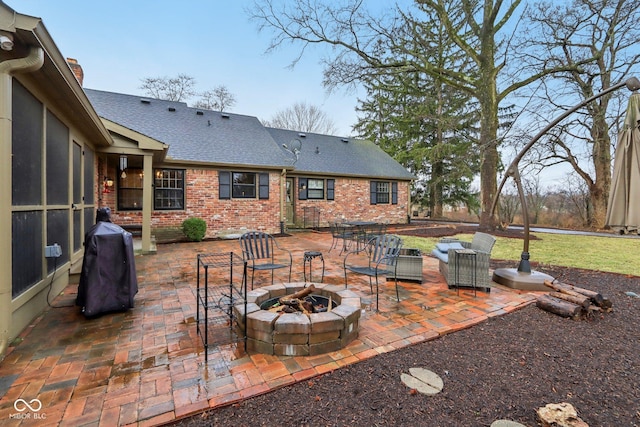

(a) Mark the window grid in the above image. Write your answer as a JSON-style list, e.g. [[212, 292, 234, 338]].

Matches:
[[376, 181, 390, 204], [154, 169, 184, 209]]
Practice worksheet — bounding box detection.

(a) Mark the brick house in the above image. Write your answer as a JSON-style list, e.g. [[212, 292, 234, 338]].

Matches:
[[85, 89, 415, 246], [0, 1, 413, 360]]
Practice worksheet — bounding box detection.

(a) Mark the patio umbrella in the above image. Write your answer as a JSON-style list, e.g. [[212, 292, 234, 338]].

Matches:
[[606, 92, 640, 234]]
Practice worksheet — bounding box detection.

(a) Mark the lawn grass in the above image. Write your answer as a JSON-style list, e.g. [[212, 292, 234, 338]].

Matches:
[[401, 233, 640, 277]]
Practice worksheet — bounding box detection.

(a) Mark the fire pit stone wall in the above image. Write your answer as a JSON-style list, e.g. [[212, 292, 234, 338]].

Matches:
[[234, 282, 361, 356]]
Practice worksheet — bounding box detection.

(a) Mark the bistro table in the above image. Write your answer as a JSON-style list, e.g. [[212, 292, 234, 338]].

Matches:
[[343, 221, 379, 250]]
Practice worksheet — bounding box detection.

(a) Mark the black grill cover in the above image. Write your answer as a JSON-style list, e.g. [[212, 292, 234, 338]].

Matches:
[[76, 221, 138, 317]]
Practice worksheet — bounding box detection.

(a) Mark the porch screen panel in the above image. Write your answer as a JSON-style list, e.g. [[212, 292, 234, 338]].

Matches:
[[12, 81, 43, 206], [47, 209, 70, 272], [46, 110, 70, 205], [73, 209, 82, 253], [72, 142, 82, 205], [84, 207, 95, 229], [84, 147, 95, 205], [12, 211, 43, 297]]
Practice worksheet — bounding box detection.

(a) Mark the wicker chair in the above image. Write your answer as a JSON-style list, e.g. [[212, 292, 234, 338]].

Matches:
[[431, 232, 496, 292]]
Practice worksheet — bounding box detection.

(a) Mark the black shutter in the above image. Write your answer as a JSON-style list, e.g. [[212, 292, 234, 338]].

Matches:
[[370, 181, 377, 204], [299, 177, 308, 200], [392, 182, 398, 204], [219, 171, 230, 199], [327, 179, 335, 200], [259, 173, 269, 199]]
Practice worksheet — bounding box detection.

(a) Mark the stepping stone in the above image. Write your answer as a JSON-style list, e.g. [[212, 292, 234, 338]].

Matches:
[[400, 367, 443, 395], [491, 421, 527, 427]]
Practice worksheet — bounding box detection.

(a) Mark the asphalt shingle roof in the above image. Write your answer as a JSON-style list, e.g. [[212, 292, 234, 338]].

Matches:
[[85, 89, 290, 168], [85, 89, 414, 180], [266, 127, 415, 180]]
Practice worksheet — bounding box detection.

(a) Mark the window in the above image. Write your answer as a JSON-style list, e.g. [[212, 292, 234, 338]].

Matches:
[[154, 169, 184, 209], [307, 179, 324, 199], [233, 172, 256, 198], [219, 171, 269, 199], [370, 181, 398, 205], [118, 168, 143, 210], [298, 178, 335, 201]]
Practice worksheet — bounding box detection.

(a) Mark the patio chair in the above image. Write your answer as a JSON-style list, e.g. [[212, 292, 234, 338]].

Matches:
[[239, 231, 292, 289], [343, 234, 403, 311], [431, 232, 496, 292], [329, 222, 355, 254]]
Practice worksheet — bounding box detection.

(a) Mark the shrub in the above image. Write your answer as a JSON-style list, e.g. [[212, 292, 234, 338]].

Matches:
[[182, 217, 207, 242]]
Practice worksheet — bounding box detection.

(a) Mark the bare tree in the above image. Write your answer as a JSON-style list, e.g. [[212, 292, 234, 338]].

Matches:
[[139, 74, 196, 101], [263, 102, 337, 134], [521, 0, 640, 228], [523, 175, 547, 225], [249, 0, 589, 229], [498, 184, 520, 228], [194, 86, 236, 111], [140, 75, 237, 111], [556, 174, 591, 227]]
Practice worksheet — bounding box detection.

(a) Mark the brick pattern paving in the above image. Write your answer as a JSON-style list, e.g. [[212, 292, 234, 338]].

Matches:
[[0, 231, 539, 426]]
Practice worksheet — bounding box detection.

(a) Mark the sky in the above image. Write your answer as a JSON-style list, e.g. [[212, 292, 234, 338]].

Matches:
[[6, 0, 362, 136]]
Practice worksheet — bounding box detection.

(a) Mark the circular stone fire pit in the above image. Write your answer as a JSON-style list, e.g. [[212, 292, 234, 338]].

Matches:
[[233, 283, 361, 356]]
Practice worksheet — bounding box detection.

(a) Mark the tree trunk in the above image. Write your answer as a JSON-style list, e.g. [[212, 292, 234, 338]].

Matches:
[[588, 97, 612, 229]]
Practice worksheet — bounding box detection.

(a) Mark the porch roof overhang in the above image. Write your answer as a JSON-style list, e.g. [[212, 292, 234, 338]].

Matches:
[[99, 118, 168, 163], [1, 5, 112, 147]]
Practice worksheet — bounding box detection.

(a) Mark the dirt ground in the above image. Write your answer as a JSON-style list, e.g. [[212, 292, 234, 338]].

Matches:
[[166, 224, 639, 427]]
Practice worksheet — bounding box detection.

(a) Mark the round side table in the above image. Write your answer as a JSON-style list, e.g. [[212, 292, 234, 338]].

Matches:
[[303, 251, 325, 283]]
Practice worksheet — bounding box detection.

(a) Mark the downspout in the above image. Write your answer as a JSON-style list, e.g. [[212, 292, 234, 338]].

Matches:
[[280, 169, 286, 234], [0, 46, 45, 359]]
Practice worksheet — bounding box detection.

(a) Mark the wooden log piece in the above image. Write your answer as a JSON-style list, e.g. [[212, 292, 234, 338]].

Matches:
[[544, 279, 611, 309], [548, 291, 591, 308], [544, 280, 589, 300], [536, 294, 584, 319], [280, 284, 316, 304]]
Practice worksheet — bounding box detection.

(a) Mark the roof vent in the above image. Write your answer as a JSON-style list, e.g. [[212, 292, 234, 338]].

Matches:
[[341, 138, 349, 143], [196, 111, 204, 116], [298, 133, 306, 137], [221, 113, 230, 119], [168, 107, 176, 112], [140, 99, 151, 104]]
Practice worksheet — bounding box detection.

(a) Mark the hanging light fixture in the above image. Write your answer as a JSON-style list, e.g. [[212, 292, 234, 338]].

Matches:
[[119, 155, 128, 179]]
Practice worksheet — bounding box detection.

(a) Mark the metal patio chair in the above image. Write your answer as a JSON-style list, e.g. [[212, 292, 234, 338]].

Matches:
[[343, 234, 403, 311], [239, 231, 292, 289], [329, 222, 355, 254]]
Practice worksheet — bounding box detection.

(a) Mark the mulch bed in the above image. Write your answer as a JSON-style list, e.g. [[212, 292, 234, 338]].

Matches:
[[166, 224, 639, 427]]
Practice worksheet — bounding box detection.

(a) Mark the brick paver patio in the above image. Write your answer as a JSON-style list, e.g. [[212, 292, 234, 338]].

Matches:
[[0, 231, 540, 426]]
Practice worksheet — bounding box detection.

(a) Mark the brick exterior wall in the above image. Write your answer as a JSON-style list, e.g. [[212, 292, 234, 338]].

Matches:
[[98, 165, 410, 240], [292, 177, 409, 227]]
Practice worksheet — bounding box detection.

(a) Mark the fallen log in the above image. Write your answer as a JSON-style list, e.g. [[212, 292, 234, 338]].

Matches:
[[548, 291, 591, 308], [544, 280, 612, 310], [536, 294, 583, 319]]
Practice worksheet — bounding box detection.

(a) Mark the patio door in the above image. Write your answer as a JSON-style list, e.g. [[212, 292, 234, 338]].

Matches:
[[285, 178, 295, 226]]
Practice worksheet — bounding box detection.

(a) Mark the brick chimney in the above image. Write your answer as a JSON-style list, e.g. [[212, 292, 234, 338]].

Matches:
[[66, 58, 84, 86]]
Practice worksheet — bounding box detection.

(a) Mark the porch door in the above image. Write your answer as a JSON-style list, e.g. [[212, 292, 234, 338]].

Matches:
[[285, 178, 295, 226]]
